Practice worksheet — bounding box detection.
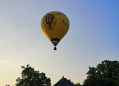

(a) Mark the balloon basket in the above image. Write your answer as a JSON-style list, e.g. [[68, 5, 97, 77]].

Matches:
[[54, 47, 57, 50]]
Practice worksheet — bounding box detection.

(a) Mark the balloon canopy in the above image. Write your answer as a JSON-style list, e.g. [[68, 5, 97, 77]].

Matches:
[[41, 11, 70, 50]]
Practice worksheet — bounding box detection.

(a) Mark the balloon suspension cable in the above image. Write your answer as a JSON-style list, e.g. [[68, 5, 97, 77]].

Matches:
[[54, 46, 57, 50]]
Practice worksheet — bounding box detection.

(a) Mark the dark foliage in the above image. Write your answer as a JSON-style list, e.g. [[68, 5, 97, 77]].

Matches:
[[15, 64, 51, 86], [82, 60, 119, 86]]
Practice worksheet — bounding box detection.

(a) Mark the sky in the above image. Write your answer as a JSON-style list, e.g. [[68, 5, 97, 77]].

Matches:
[[0, 0, 119, 86]]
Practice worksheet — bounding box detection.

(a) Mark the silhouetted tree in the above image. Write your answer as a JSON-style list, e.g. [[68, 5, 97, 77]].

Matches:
[[15, 64, 51, 86], [83, 60, 119, 86], [116, 77, 119, 86], [75, 83, 82, 86], [95, 60, 119, 80], [83, 77, 117, 86]]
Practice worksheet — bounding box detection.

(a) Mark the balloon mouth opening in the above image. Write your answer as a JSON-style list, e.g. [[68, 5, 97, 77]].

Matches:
[[51, 38, 60, 46]]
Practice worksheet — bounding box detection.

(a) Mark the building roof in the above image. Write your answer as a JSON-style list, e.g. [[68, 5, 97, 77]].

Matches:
[[53, 76, 76, 86]]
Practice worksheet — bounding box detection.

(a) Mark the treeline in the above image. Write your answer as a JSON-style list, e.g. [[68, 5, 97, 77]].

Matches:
[[6, 60, 119, 86]]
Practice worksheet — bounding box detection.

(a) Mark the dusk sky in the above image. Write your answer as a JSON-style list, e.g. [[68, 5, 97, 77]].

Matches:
[[0, 0, 119, 86]]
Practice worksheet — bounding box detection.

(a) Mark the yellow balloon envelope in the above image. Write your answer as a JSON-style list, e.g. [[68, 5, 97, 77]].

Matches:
[[41, 11, 70, 50]]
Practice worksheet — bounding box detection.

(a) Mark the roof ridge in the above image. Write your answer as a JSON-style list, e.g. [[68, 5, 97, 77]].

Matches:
[[53, 76, 76, 86]]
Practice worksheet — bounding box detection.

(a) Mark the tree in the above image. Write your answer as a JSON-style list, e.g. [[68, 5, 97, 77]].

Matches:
[[83, 77, 118, 86], [116, 77, 119, 86], [15, 64, 51, 86], [95, 60, 119, 80], [75, 83, 82, 86], [82, 60, 119, 86]]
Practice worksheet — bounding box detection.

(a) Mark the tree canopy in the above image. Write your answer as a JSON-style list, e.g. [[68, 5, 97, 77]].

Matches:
[[15, 64, 51, 86], [82, 60, 119, 86], [75, 83, 82, 86]]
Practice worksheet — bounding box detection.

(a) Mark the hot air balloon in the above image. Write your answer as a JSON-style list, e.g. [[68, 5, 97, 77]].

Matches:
[[41, 11, 70, 50]]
